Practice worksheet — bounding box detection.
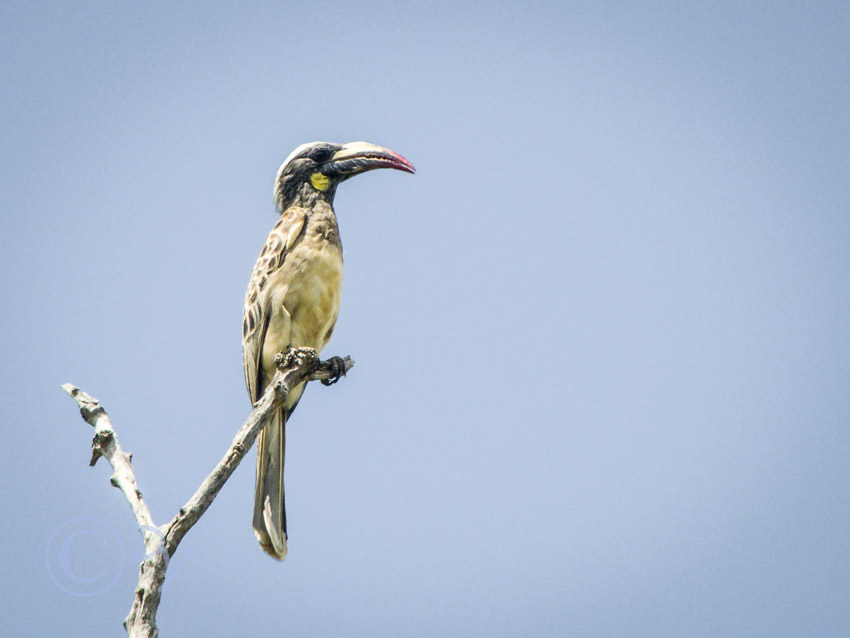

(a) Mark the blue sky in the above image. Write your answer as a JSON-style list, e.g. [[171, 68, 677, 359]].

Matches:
[[2, 2, 848, 636]]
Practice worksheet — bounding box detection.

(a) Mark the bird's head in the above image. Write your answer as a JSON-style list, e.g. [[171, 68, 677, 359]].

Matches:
[[274, 141, 415, 211]]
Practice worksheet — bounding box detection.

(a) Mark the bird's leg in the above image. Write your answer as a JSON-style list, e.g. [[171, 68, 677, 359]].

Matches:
[[321, 356, 348, 386]]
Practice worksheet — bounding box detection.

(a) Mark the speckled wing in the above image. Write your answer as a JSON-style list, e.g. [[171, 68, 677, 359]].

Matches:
[[242, 207, 307, 403]]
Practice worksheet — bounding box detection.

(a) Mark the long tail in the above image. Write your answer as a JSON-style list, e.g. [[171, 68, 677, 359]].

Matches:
[[253, 407, 288, 559]]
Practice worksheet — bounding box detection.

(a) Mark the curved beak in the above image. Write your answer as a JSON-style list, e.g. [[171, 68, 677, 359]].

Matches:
[[323, 141, 415, 179]]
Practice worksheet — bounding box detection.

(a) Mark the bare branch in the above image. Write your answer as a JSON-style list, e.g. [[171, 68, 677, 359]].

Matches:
[[61, 348, 354, 638], [163, 349, 352, 553], [60, 383, 157, 541]]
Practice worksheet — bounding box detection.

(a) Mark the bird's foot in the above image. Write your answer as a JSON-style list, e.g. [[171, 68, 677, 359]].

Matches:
[[321, 356, 348, 386], [275, 347, 319, 372]]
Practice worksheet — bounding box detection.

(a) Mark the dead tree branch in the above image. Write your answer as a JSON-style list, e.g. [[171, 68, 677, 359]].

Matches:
[[62, 347, 354, 638]]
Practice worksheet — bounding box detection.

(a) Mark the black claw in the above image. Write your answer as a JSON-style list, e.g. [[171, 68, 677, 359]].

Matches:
[[321, 356, 346, 386]]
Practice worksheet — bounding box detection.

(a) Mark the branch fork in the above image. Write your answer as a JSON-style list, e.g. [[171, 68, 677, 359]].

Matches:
[[62, 347, 354, 638]]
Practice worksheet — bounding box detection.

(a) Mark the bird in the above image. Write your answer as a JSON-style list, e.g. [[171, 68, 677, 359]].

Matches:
[[242, 141, 415, 559]]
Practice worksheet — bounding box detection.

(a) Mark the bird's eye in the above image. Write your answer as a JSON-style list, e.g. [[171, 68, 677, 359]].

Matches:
[[311, 148, 333, 163]]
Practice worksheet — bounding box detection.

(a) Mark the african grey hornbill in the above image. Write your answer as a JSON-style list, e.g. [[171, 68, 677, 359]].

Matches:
[[242, 141, 415, 559]]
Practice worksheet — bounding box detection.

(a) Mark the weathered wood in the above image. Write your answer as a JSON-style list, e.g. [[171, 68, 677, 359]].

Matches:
[[62, 347, 354, 637]]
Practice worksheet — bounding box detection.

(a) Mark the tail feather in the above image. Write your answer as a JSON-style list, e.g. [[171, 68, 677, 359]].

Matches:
[[254, 407, 288, 559]]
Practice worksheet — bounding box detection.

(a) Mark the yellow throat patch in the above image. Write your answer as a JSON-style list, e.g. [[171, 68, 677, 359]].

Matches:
[[310, 172, 330, 191]]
